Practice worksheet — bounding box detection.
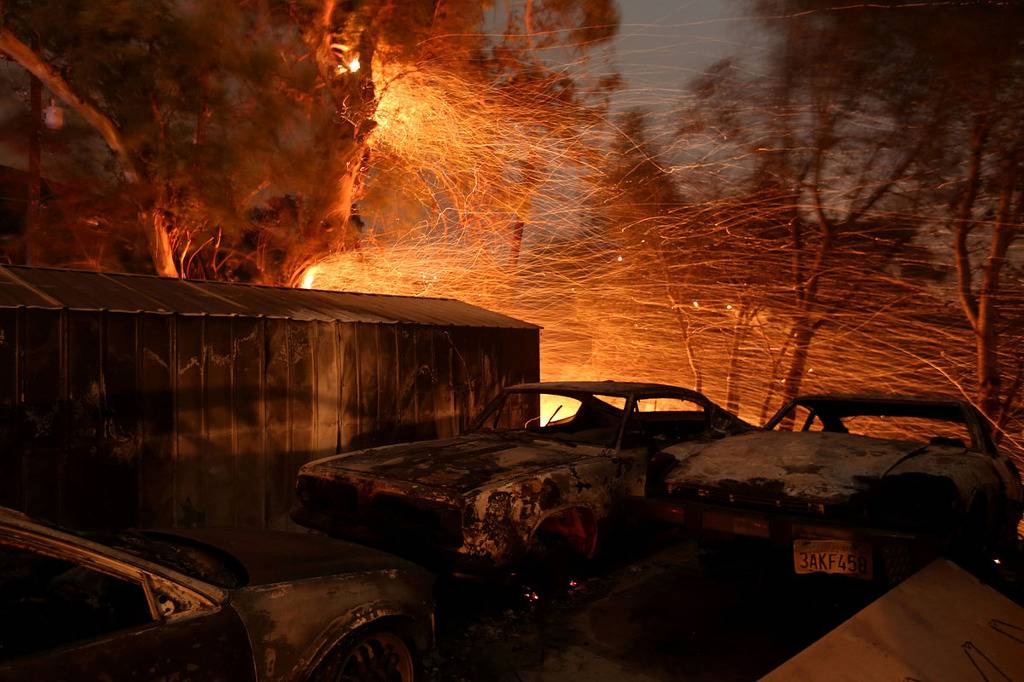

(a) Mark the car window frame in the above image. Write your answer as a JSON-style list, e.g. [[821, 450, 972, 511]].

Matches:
[[620, 390, 712, 448], [471, 388, 633, 450], [0, 521, 224, 623], [0, 530, 163, 647]]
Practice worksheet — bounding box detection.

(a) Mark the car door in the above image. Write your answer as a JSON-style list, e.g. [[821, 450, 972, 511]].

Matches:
[[0, 534, 255, 682]]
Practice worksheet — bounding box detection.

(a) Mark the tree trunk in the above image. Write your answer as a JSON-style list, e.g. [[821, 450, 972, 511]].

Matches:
[[783, 315, 815, 400], [331, 144, 367, 236], [26, 54, 41, 265], [510, 220, 524, 267], [144, 208, 179, 279], [672, 306, 703, 393], [724, 306, 752, 414], [775, 315, 817, 430], [975, 152, 1020, 421]]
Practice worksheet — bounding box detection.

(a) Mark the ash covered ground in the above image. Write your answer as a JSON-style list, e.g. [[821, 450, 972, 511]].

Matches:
[[425, 531, 890, 681]]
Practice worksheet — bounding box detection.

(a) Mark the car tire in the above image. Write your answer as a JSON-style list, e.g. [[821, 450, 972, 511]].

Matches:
[[310, 625, 417, 682], [523, 531, 579, 594], [950, 495, 993, 572]]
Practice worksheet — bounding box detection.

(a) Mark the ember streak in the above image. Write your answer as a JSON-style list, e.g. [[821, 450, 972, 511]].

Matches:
[[300, 2, 1024, 475]]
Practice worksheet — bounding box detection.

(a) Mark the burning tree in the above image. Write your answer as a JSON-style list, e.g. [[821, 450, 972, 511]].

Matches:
[[0, 0, 618, 281]]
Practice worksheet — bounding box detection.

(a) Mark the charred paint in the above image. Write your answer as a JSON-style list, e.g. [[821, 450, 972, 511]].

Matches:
[[539, 478, 561, 510], [664, 395, 1023, 545], [294, 381, 754, 572], [0, 509, 434, 682]]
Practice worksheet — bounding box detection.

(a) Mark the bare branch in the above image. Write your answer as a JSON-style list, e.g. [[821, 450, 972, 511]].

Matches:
[[0, 27, 139, 183]]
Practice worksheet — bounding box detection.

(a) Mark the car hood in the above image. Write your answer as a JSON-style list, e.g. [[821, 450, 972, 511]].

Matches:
[[662, 430, 966, 503], [153, 528, 428, 586], [302, 432, 605, 496]]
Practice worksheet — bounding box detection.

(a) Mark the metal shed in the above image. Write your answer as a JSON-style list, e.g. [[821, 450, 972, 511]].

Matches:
[[0, 265, 539, 530]]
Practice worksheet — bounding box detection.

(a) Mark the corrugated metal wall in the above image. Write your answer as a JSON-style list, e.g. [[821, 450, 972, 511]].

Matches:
[[0, 308, 539, 530]]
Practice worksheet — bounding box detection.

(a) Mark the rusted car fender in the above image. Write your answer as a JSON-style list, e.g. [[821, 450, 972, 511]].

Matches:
[[528, 505, 602, 557], [887, 451, 1008, 525], [460, 452, 642, 565], [227, 571, 433, 681]]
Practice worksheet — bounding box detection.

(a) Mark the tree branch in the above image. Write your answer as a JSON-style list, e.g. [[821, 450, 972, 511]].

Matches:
[[0, 27, 139, 184]]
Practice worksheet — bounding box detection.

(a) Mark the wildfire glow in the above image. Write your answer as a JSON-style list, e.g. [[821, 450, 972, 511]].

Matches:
[[300, 266, 319, 289], [295, 28, 1024, 468]]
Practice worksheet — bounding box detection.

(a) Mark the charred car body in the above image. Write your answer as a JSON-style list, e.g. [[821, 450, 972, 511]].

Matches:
[[654, 395, 1023, 581], [293, 381, 751, 576], [0, 507, 433, 681]]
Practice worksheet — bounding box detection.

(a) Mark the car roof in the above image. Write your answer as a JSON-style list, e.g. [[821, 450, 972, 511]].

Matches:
[[771, 394, 982, 430], [790, 394, 973, 417], [794, 393, 970, 407], [508, 381, 703, 399]]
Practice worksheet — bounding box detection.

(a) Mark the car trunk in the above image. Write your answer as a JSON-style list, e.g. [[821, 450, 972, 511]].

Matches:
[[662, 430, 954, 505]]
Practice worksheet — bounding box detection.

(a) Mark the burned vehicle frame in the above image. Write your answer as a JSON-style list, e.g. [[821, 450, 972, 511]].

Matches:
[[646, 395, 1023, 582], [0, 507, 434, 681], [292, 381, 751, 577]]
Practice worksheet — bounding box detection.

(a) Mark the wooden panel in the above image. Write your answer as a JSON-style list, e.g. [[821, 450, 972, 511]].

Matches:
[[376, 325, 399, 445], [100, 313, 139, 528], [314, 321, 340, 458], [478, 328, 504, 427], [413, 326, 436, 441], [501, 328, 523, 428], [21, 309, 62, 521], [286, 321, 314, 527], [456, 328, 484, 431], [395, 325, 418, 443], [433, 329, 455, 439], [175, 316, 205, 528], [232, 317, 264, 528], [338, 323, 359, 452], [447, 327, 469, 433], [204, 317, 234, 526], [138, 314, 174, 527], [264, 319, 290, 530], [0, 309, 19, 509], [63, 311, 103, 527], [520, 329, 541, 383], [356, 323, 379, 448]]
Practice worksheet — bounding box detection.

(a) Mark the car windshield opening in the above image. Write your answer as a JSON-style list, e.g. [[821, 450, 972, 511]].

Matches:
[[473, 391, 626, 448]]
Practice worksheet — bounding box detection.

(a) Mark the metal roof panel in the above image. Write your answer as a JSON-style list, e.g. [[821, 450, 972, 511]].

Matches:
[[0, 265, 537, 329]]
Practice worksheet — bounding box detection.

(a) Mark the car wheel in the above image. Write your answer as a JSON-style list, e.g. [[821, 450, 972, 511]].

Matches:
[[950, 495, 993, 571], [312, 629, 416, 682]]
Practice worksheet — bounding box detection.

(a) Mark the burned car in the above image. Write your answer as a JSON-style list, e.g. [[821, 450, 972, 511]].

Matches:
[[655, 395, 1024, 581], [292, 381, 751, 576], [0, 507, 433, 681]]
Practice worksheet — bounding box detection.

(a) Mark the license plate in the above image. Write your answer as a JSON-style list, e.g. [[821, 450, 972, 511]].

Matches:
[[793, 539, 873, 580]]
